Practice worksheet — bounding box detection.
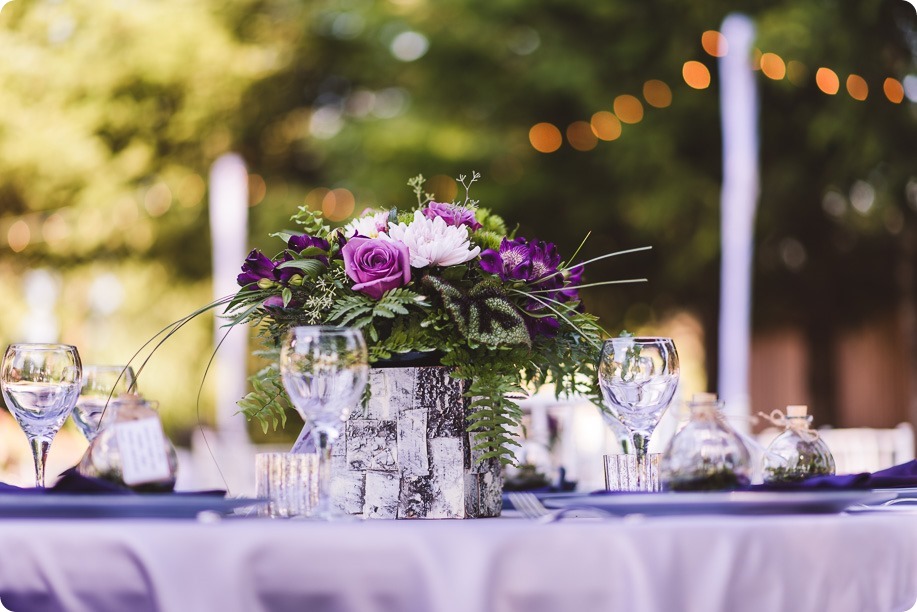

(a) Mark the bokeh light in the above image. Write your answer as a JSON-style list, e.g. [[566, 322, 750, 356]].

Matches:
[[248, 174, 267, 206], [682, 61, 711, 89], [143, 182, 172, 217], [390, 31, 429, 62], [846, 74, 868, 101], [883, 77, 904, 104], [701, 30, 728, 57], [760, 53, 786, 80], [642, 80, 672, 108], [786, 60, 807, 86], [566, 121, 598, 151], [176, 174, 205, 208], [529, 122, 562, 153], [905, 75, 917, 103], [427, 174, 458, 202], [8, 220, 30, 253], [305, 187, 331, 211], [815, 67, 840, 94], [590, 111, 622, 141], [613, 95, 644, 124], [321, 188, 356, 222], [41, 214, 69, 245]]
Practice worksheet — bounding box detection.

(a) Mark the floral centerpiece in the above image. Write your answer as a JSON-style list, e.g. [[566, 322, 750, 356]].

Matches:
[[231, 172, 635, 468]]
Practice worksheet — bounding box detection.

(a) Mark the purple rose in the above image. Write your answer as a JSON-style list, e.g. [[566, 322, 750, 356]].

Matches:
[[423, 202, 482, 231], [237, 250, 277, 287], [342, 237, 411, 299]]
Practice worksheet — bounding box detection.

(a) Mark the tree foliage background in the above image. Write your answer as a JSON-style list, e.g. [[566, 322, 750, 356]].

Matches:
[[0, 0, 914, 437]]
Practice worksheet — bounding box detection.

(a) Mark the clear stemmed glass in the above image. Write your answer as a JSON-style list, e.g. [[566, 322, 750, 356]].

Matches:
[[280, 326, 368, 520], [598, 337, 679, 490], [0, 343, 82, 488], [72, 365, 137, 441]]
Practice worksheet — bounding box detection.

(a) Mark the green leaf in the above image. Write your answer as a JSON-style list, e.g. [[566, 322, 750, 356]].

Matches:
[[276, 259, 326, 279], [291, 246, 328, 258], [269, 230, 297, 243], [423, 276, 531, 348], [441, 264, 468, 281]]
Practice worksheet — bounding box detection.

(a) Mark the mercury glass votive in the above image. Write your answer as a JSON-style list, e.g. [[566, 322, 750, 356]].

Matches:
[[604, 453, 661, 492]]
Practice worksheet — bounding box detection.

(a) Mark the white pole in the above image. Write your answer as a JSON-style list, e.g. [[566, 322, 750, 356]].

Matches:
[[717, 14, 759, 433], [208, 153, 250, 439]]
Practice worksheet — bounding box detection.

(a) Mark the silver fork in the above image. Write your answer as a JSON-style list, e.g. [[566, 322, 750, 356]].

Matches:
[[507, 492, 617, 522], [507, 492, 551, 519]]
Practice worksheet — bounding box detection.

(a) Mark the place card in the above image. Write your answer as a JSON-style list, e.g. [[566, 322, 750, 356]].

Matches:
[[115, 417, 172, 486]]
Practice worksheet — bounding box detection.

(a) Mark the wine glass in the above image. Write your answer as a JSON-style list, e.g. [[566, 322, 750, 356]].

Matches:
[[280, 326, 368, 519], [0, 343, 82, 488], [598, 337, 679, 490], [72, 365, 137, 441]]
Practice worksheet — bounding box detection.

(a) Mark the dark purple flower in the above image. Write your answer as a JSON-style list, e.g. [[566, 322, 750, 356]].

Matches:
[[288, 234, 330, 256], [237, 250, 277, 287], [274, 252, 299, 284], [262, 295, 285, 308], [559, 264, 584, 301], [422, 202, 482, 231], [479, 238, 561, 284], [526, 313, 561, 337], [342, 237, 411, 299], [480, 237, 584, 338]]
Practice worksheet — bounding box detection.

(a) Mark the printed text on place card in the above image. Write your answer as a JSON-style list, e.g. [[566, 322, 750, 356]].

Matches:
[[115, 418, 172, 486]]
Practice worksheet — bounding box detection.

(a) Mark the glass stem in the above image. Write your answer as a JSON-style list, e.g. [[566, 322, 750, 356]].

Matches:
[[314, 428, 333, 514], [30, 436, 51, 488], [631, 432, 650, 488]]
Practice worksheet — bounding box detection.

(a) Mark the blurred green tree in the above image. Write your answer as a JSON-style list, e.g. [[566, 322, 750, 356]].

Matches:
[[0, 0, 914, 433]]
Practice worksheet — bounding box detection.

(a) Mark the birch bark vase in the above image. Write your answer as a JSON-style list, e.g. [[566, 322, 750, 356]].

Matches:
[[297, 366, 503, 519]]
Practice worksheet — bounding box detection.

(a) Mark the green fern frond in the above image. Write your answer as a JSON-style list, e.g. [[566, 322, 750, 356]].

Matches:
[[237, 363, 292, 434]]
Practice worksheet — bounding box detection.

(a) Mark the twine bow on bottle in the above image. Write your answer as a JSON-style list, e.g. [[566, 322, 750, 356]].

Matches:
[[757, 409, 821, 442]]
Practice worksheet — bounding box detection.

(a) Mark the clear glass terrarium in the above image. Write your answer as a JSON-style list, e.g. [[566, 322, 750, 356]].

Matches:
[[761, 405, 835, 484], [659, 393, 752, 491]]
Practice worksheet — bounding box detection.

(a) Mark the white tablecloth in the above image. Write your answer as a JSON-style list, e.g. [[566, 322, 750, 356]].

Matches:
[[0, 513, 914, 612]]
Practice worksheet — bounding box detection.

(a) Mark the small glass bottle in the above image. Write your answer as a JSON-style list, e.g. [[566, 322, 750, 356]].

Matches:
[[660, 393, 752, 491], [761, 405, 835, 484], [78, 394, 179, 492]]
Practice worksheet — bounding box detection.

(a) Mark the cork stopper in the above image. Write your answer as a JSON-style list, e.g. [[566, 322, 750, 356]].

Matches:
[[786, 405, 808, 418], [692, 392, 718, 404]]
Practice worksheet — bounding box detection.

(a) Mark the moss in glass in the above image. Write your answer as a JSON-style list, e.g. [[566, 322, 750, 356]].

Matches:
[[659, 393, 752, 492], [761, 405, 835, 484]]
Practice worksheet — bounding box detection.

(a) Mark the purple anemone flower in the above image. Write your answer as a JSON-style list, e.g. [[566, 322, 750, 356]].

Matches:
[[479, 237, 585, 338], [479, 237, 561, 284]]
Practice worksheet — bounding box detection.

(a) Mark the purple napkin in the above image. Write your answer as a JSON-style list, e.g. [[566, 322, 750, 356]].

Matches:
[[0, 469, 133, 495], [0, 468, 226, 496], [752, 460, 917, 491], [52, 469, 135, 494]]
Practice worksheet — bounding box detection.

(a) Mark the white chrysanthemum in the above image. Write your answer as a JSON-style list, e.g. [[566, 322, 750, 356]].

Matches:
[[384, 210, 480, 268], [343, 211, 389, 238]]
